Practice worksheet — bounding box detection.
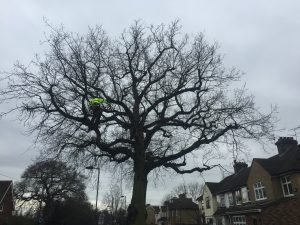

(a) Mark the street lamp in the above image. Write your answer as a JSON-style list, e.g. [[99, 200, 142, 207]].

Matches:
[[86, 166, 100, 210]]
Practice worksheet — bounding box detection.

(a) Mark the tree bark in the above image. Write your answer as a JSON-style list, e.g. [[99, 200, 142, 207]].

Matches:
[[128, 165, 148, 225], [128, 130, 148, 225], [43, 200, 54, 225]]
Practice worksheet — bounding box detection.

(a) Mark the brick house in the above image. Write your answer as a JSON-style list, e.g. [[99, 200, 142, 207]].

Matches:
[[0, 181, 14, 224], [213, 162, 250, 225], [201, 137, 300, 225], [164, 194, 201, 225], [241, 137, 300, 225]]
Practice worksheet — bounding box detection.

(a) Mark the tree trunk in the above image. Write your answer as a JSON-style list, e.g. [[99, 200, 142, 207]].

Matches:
[[128, 165, 148, 225], [43, 200, 54, 225], [127, 124, 148, 225]]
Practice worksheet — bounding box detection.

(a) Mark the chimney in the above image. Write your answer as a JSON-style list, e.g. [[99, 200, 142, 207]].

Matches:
[[275, 137, 298, 154], [233, 160, 247, 174], [178, 193, 186, 199]]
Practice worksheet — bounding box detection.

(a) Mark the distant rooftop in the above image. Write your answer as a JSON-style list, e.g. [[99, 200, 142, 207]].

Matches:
[[165, 194, 198, 210]]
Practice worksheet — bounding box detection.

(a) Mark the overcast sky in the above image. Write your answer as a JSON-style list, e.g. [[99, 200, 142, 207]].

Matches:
[[1, 0, 300, 206]]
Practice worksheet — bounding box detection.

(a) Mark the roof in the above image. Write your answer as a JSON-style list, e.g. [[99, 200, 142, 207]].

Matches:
[[165, 195, 198, 210], [205, 167, 250, 195], [196, 194, 203, 201], [254, 145, 300, 176], [160, 206, 167, 212], [216, 167, 250, 194], [206, 182, 221, 194], [0, 180, 13, 203], [146, 205, 160, 214], [204, 139, 300, 196]]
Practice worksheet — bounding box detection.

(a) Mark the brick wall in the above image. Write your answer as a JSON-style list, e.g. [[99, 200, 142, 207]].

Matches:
[[168, 209, 199, 225], [261, 196, 300, 225], [247, 161, 275, 201]]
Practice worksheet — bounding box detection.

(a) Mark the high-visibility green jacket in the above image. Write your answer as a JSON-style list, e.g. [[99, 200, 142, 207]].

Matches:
[[89, 98, 107, 106]]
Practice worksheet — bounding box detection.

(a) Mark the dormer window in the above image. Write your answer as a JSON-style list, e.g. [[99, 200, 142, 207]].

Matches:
[[228, 193, 234, 206], [281, 176, 294, 197], [220, 194, 225, 207], [235, 190, 242, 205], [254, 181, 267, 200], [241, 187, 249, 203]]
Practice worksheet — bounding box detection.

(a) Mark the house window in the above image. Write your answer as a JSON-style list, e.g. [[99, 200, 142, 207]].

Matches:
[[241, 187, 249, 203], [281, 176, 293, 197], [228, 193, 234, 206], [220, 194, 225, 207], [205, 197, 211, 209], [232, 215, 246, 225], [0, 204, 3, 212], [235, 190, 242, 205], [253, 181, 267, 200]]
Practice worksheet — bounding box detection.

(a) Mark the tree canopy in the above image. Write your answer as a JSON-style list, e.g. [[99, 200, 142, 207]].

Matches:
[[14, 160, 87, 225], [1, 21, 274, 225]]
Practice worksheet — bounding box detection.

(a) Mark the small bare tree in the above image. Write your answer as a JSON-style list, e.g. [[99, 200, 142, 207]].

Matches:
[[161, 182, 203, 203], [102, 185, 122, 217], [1, 21, 274, 225], [172, 182, 203, 201]]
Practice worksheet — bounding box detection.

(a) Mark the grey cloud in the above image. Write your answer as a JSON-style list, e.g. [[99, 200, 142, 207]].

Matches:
[[1, 0, 300, 205]]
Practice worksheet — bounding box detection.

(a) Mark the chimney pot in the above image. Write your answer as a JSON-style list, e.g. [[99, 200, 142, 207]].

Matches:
[[233, 161, 247, 174], [275, 137, 298, 154]]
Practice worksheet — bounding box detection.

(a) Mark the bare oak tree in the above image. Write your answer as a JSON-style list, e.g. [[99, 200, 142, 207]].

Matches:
[[1, 21, 274, 225]]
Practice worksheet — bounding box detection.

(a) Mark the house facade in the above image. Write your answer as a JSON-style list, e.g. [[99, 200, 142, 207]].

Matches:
[[0, 181, 14, 224], [202, 183, 220, 224], [146, 204, 160, 225], [164, 194, 200, 225], [201, 137, 300, 225], [213, 162, 250, 225], [156, 206, 167, 225]]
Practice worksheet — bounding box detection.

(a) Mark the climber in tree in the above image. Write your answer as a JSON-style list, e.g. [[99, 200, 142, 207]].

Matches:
[[88, 97, 109, 129]]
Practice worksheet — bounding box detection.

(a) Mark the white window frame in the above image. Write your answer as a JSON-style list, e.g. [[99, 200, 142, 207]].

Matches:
[[281, 176, 294, 197], [228, 193, 234, 206], [235, 190, 242, 205], [241, 187, 249, 203], [253, 181, 267, 200], [232, 215, 246, 225]]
